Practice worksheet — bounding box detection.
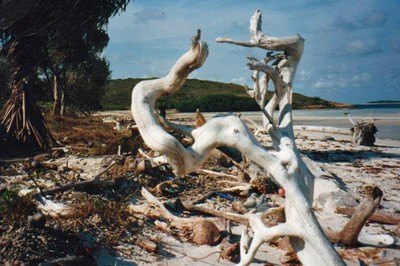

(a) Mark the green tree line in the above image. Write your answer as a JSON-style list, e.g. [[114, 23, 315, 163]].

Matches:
[[103, 78, 342, 112]]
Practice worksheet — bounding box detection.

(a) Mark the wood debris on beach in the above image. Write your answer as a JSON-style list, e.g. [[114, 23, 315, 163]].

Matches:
[[1, 111, 399, 265]]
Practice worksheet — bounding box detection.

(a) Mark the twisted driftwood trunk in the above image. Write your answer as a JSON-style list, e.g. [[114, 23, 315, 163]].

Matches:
[[131, 12, 345, 266]]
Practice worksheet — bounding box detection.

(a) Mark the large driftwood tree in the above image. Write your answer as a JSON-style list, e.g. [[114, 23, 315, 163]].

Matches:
[[131, 11, 345, 266]]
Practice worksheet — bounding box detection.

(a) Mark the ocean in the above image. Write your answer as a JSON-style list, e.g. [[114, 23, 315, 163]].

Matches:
[[167, 104, 400, 140], [239, 104, 400, 140]]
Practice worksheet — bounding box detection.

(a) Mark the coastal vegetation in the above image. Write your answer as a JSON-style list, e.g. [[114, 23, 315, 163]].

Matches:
[[368, 100, 400, 103], [367, 100, 400, 104], [0, 0, 130, 150], [103, 78, 349, 111]]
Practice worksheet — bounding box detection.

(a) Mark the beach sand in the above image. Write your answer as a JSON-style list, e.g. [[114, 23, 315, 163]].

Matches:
[[95, 110, 400, 265], [102, 109, 399, 138], [2, 110, 398, 265]]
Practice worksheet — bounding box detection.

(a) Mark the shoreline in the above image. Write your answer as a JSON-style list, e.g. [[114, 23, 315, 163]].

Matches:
[[98, 109, 400, 140]]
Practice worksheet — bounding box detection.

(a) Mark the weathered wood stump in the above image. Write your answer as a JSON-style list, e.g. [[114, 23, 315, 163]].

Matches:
[[350, 120, 377, 146]]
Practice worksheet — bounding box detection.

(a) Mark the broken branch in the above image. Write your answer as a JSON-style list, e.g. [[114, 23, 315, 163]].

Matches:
[[31, 161, 116, 196], [326, 186, 394, 247]]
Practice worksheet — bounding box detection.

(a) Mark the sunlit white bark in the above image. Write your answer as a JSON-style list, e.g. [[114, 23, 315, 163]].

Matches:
[[132, 12, 345, 265]]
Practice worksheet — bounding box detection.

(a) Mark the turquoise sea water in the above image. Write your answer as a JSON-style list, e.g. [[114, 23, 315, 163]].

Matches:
[[294, 105, 400, 119], [168, 104, 400, 140], [240, 104, 400, 140], [295, 105, 399, 140]]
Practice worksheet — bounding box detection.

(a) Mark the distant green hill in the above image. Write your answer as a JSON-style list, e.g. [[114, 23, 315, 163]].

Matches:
[[102, 78, 350, 111]]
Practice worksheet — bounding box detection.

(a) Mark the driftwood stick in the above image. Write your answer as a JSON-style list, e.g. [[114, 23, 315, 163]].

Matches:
[[326, 185, 392, 246], [32, 161, 116, 196], [197, 169, 238, 179], [337, 186, 382, 245], [183, 202, 248, 224], [336, 207, 400, 225], [130, 187, 219, 230], [182, 202, 288, 228], [221, 185, 253, 193], [42, 255, 92, 265], [27, 171, 47, 198]]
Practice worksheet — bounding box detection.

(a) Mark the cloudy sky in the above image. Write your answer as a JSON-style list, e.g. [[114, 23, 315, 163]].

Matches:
[[105, 0, 400, 104]]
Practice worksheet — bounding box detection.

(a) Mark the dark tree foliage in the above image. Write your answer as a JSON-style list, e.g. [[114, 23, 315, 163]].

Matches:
[[0, 57, 11, 108], [0, 0, 130, 151], [66, 57, 111, 115], [174, 94, 260, 112]]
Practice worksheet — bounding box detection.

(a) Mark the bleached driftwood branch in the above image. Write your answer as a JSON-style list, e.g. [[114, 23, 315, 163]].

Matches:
[[217, 11, 345, 265], [129, 187, 218, 229], [326, 185, 395, 247], [131, 15, 344, 266], [336, 207, 400, 225]]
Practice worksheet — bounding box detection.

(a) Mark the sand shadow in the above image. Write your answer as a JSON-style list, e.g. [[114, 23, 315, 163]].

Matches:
[[301, 149, 400, 163]]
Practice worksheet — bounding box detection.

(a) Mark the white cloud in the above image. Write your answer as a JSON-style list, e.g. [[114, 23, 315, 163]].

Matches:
[[298, 69, 312, 82], [313, 72, 372, 89], [345, 40, 381, 55], [352, 73, 370, 83], [314, 78, 347, 89], [232, 76, 246, 84], [106, 0, 400, 103]]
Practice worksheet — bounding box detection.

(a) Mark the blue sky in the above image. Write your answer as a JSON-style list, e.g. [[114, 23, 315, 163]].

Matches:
[[105, 0, 400, 104]]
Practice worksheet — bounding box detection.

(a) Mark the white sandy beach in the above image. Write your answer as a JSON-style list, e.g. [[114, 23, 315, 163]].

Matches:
[[100, 109, 400, 139], [3, 109, 395, 265], [95, 110, 400, 265]]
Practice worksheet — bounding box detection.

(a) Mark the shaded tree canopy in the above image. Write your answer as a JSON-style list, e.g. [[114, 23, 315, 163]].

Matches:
[[0, 57, 10, 107], [66, 57, 111, 115], [0, 0, 130, 151]]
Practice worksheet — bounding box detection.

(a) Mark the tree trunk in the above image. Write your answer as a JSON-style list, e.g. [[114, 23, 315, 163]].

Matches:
[[0, 80, 56, 151], [60, 88, 65, 116], [351, 120, 377, 146], [52, 75, 61, 115], [52, 75, 65, 116]]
